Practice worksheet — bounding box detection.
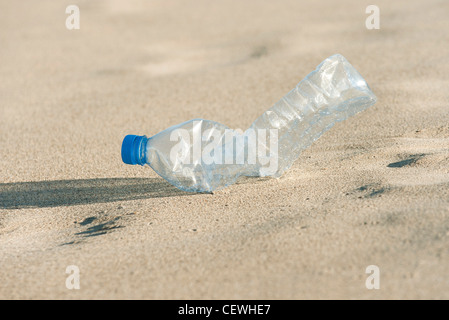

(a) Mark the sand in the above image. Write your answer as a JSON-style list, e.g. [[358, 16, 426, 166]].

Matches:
[[1, 0, 448, 299]]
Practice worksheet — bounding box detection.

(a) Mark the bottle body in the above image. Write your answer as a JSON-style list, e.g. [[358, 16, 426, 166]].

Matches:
[[122, 54, 377, 193], [146, 119, 251, 192]]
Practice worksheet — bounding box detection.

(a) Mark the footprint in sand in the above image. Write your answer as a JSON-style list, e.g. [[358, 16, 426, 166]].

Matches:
[[338, 126, 448, 197], [385, 126, 449, 186]]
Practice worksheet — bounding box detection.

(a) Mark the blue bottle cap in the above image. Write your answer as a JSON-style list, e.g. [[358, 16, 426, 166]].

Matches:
[[121, 135, 147, 165]]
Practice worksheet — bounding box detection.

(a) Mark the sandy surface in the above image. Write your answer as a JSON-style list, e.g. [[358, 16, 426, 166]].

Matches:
[[1, 0, 448, 299]]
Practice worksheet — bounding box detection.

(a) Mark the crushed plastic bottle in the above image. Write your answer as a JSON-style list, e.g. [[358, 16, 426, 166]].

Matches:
[[121, 54, 376, 193]]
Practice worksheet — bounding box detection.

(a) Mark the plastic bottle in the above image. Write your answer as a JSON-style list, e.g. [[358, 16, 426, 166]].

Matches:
[[121, 54, 376, 192]]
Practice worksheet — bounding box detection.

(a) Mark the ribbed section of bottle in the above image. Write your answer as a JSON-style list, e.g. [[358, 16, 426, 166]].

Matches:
[[249, 54, 376, 177]]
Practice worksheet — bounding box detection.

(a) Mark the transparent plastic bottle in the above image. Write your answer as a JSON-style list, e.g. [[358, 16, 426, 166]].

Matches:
[[121, 54, 376, 193]]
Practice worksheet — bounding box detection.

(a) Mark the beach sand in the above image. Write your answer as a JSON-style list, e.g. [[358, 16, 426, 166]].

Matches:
[[1, 0, 448, 299]]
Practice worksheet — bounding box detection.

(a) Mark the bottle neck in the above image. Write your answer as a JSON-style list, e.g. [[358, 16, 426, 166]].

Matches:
[[121, 135, 148, 166]]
